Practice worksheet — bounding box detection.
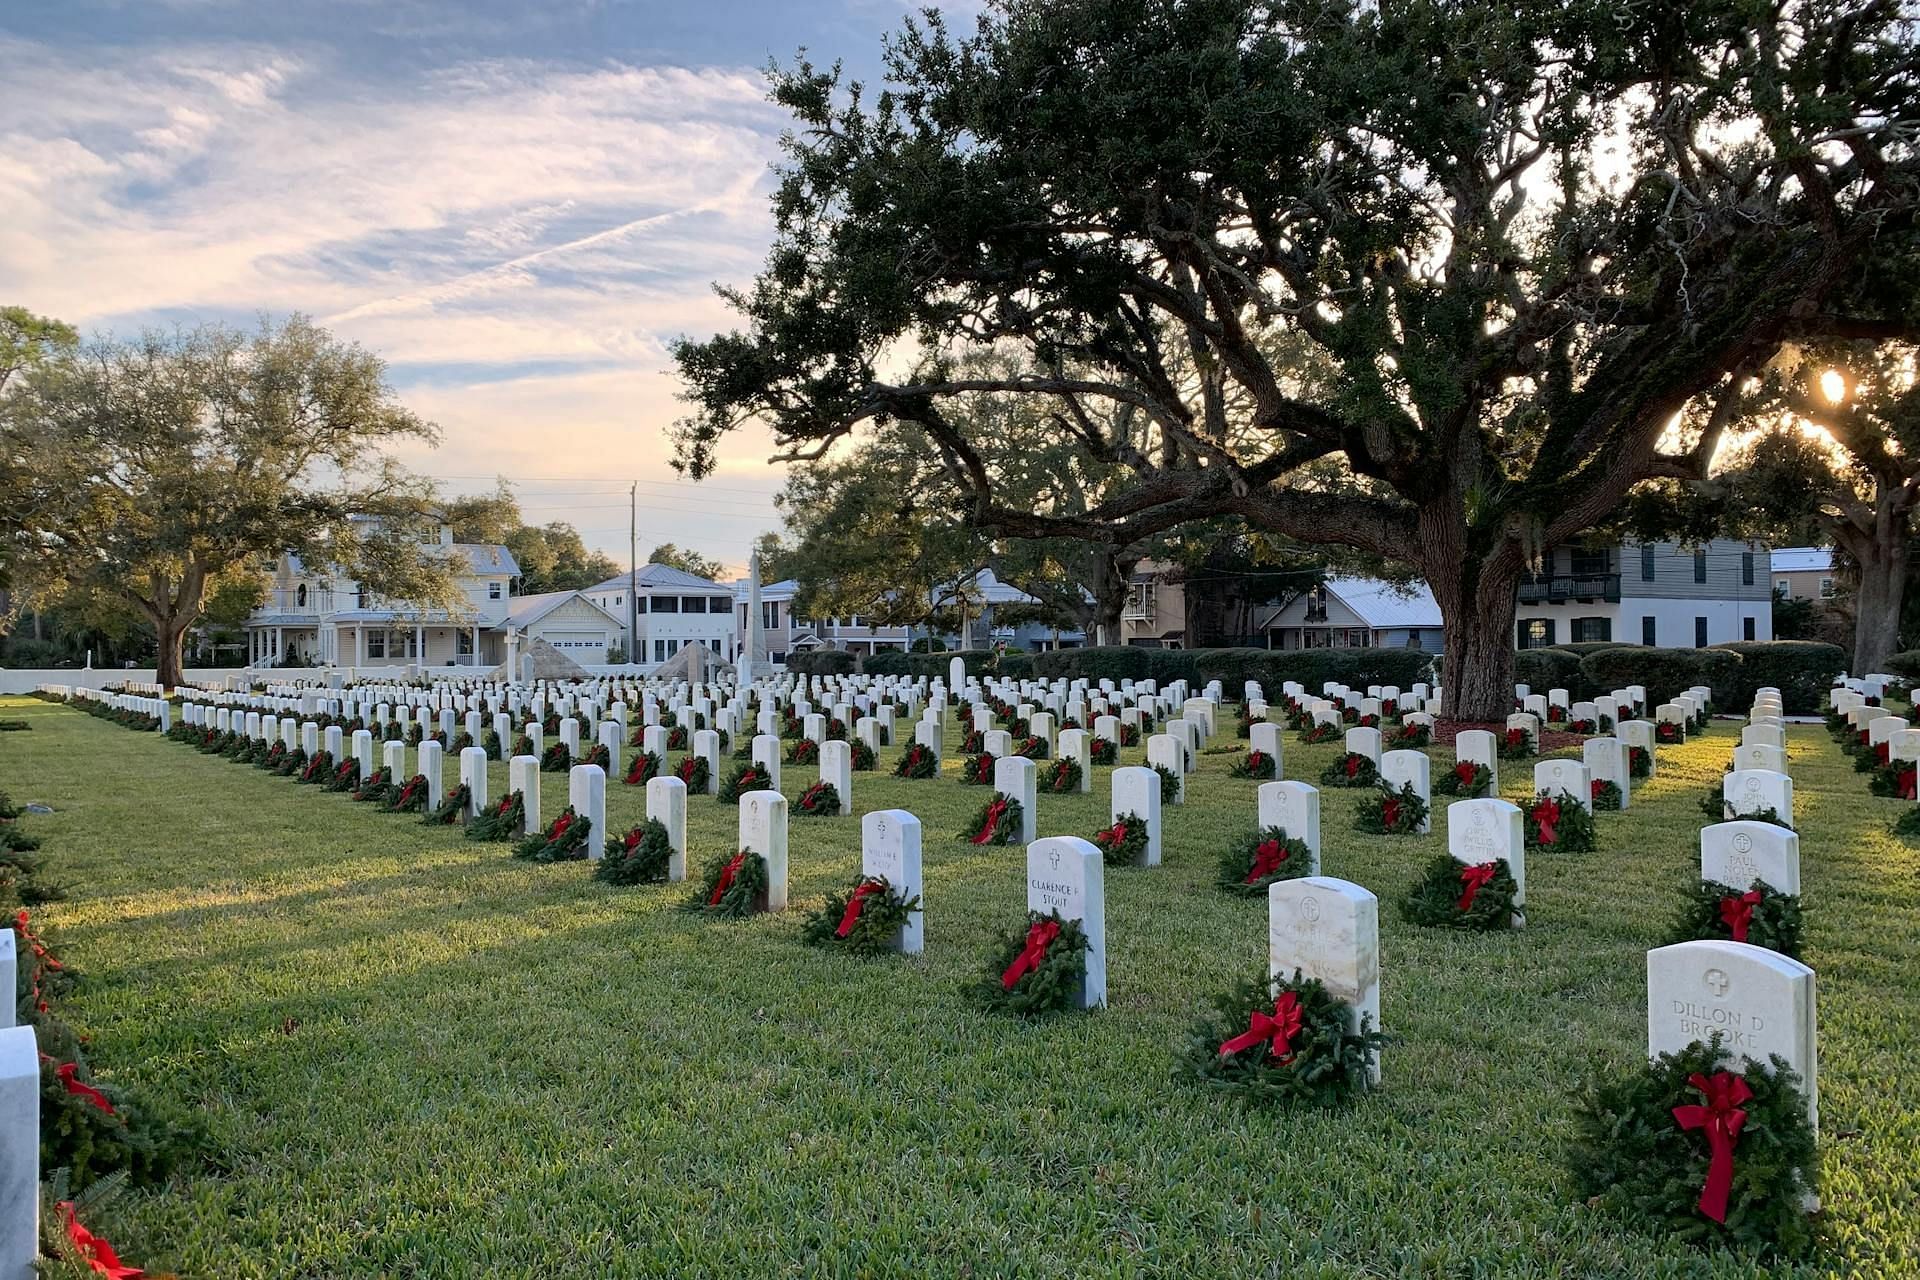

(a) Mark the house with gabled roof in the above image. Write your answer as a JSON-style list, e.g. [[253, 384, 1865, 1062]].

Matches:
[[1259, 577, 1445, 651]]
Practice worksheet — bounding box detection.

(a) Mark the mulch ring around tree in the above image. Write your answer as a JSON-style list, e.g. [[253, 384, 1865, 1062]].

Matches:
[[1431, 719, 1585, 755]]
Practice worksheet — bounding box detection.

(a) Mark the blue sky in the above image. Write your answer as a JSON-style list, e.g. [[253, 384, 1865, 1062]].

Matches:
[[1, 0, 977, 577]]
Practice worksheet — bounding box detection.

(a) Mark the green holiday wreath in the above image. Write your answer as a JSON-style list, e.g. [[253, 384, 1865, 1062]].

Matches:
[[598, 819, 674, 885], [1320, 752, 1378, 788], [960, 753, 996, 785], [1175, 972, 1382, 1107], [1354, 780, 1428, 835], [422, 782, 471, 825], [1230, 749, 1278, 780], [800, 875, 921, 954], [961, 794, 1024, 845], [514, 806, 592, 862], [624, 751, 663, 786], [1090, 813, 1150, 866], [1217, 826, 1314, 895], [351, 768, 393, 804], [466, 790, 525, 842], [1592, 779, 1625, 811], [787, 737, 820, 765], [1665, 878, 1803, 959], [1041, 757, 1082, 794], [718, 763, 776, 804], [1299, 721, 1339, 745], [1526, 792, 1597, 852], [1153, 763, 1182, 803], [685, 849, 771, 918], [1089, 736, 1118, 765], [795, 780, 842, 817], [674, 754, 711, 791], [851, 739, 877, 771], [1569, 1036, 1818, 1256], [892, 743, 938, 779], [297, 749, 334, 784], [1434, 760, 1493, 797], [539, 741, 572, 773], [1388, 722, 1431, 748], [973, 911, 1090, 1016], [1399, 855, 1520, 930], [1499, 726, 1536, 759]]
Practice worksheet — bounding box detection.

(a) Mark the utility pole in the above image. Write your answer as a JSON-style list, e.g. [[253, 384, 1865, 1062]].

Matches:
[[628, 482, 638, 666]]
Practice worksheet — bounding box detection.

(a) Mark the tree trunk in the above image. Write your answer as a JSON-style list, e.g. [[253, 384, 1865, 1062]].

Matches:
[[1847, 523, 1908, 675], [1421, 513, 1524, 722], [155, 613, 189, 689]]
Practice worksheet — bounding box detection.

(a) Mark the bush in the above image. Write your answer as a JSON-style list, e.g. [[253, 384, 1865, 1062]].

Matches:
[[1026, 646, 1434, 696], [863, 649, 1001, 679], [1881, 650, 1920, 681], [1579, 646, 1743, 710], [1513, 647, 1583, 696], [784, 650, 856, 677], [1555, 641, 1634, 657], [1707, 641, 1845, 713]]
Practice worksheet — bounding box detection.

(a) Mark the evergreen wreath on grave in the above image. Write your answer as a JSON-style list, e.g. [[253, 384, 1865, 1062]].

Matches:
[[961, 794, 1024, 845], [1569, 717, 1598, 734], [659, 709, 680, 729], [384, 775, 430, 817], [892, 743, 938, 779], [540, 711, 561, 736], [1630, 744, 1652, 778], [961, 753, 996, 785], [1041, 758, 1082, 794], [1284, 703, 1310, 731], [539, 741, 572, 773], [628, 724, 650, 748], [511, 733, 535, 758], [1120, 723, 1142, 747], [298, 749, 335, 784], [1666, 879, 1803, 959], [1656, 721, 1685, 744], [1175, 972, 1382, 1107], [1526, 792, 1597, 852], [482, 730, 504, 760], [1388, 722, 1431, 748], [1434, 760, 1493, 797], [1235, 711, 1257, 739], [685, 848, 770, 918], [1320, 752, 1379, 788], [788, 737, 820, 765], [1299, 721, 1339, 745], [451, 731, 475, 753], [1, 824, 40, 855], [624, 751, 663, 786], [1569, 1036, 1818, 1256], [961, 728, 986, 754], [1697, 791, 1794, 830], [1499, 726, 1536, 758], [323, 758, 360, 793], [1230, 749, 1278, 780], [801, 875, 920, 954], [1013, 735, 1050, 759], [1354, 780, 1428, 835], [667, 725, 689, 751], [1400, 855, 1519, 929], [224, 735, 255, 763], [795, 780, 841, 817], [581, 743, 611, 771], [1090, 813, 1149, 866], [974, 911, 1089, 1016], [1355, 712, 1381, 729], [1218, 826, 1313, 894], [514, 806, 591, 862], [466, 790, 525, 842], [351, 768, 393, 804], [407, 723, 426, 747], [1592, 779, 1625, 810], [717, 763, 776, 804], [1341, 705, 1359, 724], [1153, 763, 1182, 803], [675, 754, 711, 791], [259, 741, 287, 771], [1893, 805, 1920, 838], [272, 746, 307, 778], [422, 782, 470, 824], [851, 739, 877, 771], [826, 716, 848, 741], [1062, 717, 1084, 731], [1089, 736, 1118, 765], [1547, 705, 1568, 724], [1867, 759, 1917, 799], [598, 820, 674, 885]]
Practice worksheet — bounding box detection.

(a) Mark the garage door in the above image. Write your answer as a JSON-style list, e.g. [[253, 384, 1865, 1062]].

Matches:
[[544, 631, 608, 653]]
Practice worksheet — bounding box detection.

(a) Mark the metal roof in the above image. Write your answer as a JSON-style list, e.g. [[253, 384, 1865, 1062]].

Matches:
[[590, 563, 731, 593], [1769, 547, 1832, 573]]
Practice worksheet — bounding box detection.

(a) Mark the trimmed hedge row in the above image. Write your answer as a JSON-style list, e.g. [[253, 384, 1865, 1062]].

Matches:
[[784, 650, 856, 677], [861, 650, 1002, 678], [1027, 646, 1436, 691], [1706, 641, 1846, 714]]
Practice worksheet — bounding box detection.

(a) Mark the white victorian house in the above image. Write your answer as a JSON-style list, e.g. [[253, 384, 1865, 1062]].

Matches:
[[585, 564, 739, 670]]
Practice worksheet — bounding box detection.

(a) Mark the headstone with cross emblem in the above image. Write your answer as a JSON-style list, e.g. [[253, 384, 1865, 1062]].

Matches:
[[1109, 766, 1162, 866], [1722, 768, 1793, 825], [1257, 781, 1321, 872], [1646, 939, 1818, 1128], [740, 789, 789, 912], [1454, 728, 1500, 792], [1026, 836, 1106, 1009], [1700, 821, 1801, 895], [1268, 876, 1381, 1084], [1379, 749, 1432, 833], [1445, 798, 1526, 928], [1534, 757, 1593, 813], [862, 810, 924, 954]]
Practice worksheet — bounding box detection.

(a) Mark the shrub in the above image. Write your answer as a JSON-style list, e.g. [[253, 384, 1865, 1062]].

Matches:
[[1707, 641, 1845, 713], [1513, 647, 1583, 697], [1882, 649, 1920, 681], [862, 649, 1001, 679], [1556, 640, 1634, 657], [1579, 646, 1743, 709], [785, 650, 855, 677]]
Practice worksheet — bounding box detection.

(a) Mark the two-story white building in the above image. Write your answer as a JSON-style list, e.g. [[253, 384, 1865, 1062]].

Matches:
[[244, 522, 521, 669], [586, 564, 739, 670], [1512, 538, 1773, 649]]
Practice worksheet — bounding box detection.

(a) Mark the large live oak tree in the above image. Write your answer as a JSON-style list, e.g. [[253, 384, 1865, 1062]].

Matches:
[[673, 0, 1920, 718], [1, 316, 465, 687]]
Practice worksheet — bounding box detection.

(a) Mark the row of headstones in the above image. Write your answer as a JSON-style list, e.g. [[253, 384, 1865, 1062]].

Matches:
[[42, 686, 173, 732]]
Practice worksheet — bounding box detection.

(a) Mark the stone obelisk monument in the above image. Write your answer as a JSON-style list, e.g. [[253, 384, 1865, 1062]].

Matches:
[[739, 550, 768, 684]]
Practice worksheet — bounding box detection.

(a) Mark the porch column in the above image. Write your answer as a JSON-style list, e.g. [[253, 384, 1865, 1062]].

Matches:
[[274, 626, 283, 662], [472, 625, 480, 666], [415, 624, 424, 665], [355, 625, 364, 668]]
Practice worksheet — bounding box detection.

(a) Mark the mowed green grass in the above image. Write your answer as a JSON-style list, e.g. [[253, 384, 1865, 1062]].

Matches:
[[4, 695, 1918, 1279]]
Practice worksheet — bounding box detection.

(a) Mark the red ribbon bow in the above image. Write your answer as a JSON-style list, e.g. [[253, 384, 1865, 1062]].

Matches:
[[1243, 839, 1289, 884], [1532, 797, 1562, 845], [1344, 754, 1362, 778], [1453, 761, 1480, 786], [971, 799, 1010, 845], [1000, 919, 1060, 989], [1381, 796, 1401, 828], [1717, 889, 1764, 943], [1671, 1071, 1752, 1224], [709, 853, 746, 905], [59, 1201, 143, 1279], [1248, 751, 1267, 770], [550, 812, 572, 840], [1097, 820, 1130, 851], [1875, 741, 1890, 763], [1218, 989, 1304, 1062], [1902, 768, 1917, 801], [835, 880, 886, 938], [623, 829, 643, 852], [56, 1060, 117, 1116], [1457, 861, 1498, 910]]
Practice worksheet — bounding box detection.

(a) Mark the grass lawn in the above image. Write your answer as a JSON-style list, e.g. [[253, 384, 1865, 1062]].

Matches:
[[5, 693, 1918, 1278]]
